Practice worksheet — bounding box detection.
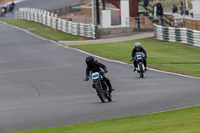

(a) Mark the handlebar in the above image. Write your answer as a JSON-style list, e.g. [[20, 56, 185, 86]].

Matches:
[[84, 71, 107, 81]]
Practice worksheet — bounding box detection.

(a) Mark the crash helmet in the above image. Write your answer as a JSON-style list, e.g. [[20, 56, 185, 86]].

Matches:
[[85, 56, 95, 66], [134, 42, 141, 51]]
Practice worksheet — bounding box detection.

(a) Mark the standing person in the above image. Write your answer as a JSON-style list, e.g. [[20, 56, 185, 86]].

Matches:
[[143, 0, 150, 12], [180, 1, 184, 15], [156, 2, 163, 25], [172, 4, 178, 13]]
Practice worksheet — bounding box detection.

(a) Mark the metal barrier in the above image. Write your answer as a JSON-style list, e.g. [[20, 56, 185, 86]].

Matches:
[[154, 24, 200, 47], [15, 8, 97, 39]]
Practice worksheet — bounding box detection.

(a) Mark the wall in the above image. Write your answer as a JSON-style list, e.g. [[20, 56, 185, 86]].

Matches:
[[120, 0, 130, 27], [107, 0, 138, 17], [185, 18, 200, 30], [130, 15, 153, 29], [49, 6, 72, 17], [101, 10, 111, 28], [111, 10, 120, 25], [192, 0, 200, 19]]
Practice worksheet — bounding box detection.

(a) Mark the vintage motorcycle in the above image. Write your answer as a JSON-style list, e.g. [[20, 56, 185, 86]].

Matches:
[[90, 72, 112, 102], [131, 52, 146, 78], [0, 8, 6, 17]]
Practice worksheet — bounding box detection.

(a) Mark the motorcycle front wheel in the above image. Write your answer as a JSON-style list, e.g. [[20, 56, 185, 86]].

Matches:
[[139, 64, 144, 78], [94, 82, 106, 103]]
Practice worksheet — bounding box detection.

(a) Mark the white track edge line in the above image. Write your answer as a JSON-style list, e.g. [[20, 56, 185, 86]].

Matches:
[[64, 46, 200, 80]]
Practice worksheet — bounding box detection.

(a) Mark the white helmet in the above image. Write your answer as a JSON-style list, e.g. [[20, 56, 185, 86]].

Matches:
[[134, 42, 141, 48]]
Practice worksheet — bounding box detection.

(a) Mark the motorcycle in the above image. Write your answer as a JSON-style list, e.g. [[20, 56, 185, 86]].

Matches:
[[90, 72, 112, 103], [0, 8, 6, 17], [131, 52, 146, 78]]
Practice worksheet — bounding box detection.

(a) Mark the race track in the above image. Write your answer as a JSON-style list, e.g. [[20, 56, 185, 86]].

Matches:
[[0, 21, 200, 133], [1, 0, 76, 19], [0, 0, 200, 132]]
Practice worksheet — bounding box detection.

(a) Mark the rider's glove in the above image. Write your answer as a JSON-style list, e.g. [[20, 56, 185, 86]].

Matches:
[[84, 77, 89, 81], [144, 56, 147, 59]]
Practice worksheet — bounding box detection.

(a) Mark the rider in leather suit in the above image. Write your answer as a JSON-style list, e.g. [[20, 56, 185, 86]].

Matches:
[[84, 56, 114, 94], [131, 42, 147, 72]]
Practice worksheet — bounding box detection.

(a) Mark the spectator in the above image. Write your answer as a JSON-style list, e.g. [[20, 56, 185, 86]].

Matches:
[[156, 2, 163, 25], [172, 4, 178, 13], [143, 0, 150, 12], [180, 1, 184, 15]]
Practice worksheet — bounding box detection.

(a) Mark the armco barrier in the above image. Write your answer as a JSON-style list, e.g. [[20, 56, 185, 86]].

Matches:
[[154, 24, 200, 47], [15, 8, 97, 39]]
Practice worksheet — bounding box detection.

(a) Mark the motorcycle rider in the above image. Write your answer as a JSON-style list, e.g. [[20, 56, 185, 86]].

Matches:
[[131, 42, 147, 72], [3, 5, 8, 13], [84, 56, 114, 94], [0, 5, 7, 17], [8, 2, 15, 12]]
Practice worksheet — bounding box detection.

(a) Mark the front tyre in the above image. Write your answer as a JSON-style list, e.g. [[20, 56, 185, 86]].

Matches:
[[139, 64, 144, 78], [94, 82, 105, 103], [98, 89, 106, 102]]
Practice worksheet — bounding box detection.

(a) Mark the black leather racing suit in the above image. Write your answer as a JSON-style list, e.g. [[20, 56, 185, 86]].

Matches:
[[86, 61, 112, 93]]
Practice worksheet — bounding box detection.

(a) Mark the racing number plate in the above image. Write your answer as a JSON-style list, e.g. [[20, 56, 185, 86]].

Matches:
[[92, 72, 99, 79]]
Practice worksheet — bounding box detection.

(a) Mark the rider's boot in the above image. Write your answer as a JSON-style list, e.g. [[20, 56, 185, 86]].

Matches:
[[107, 82, 114, 94]]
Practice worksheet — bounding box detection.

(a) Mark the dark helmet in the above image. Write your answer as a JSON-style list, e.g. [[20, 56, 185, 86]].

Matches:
[[85, 56, 95, 66]]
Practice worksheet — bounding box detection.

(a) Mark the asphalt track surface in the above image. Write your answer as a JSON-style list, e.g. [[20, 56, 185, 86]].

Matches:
[[1, 0, 76, 19], [0, 1, 200, 133], [0, 21, 200, 133]]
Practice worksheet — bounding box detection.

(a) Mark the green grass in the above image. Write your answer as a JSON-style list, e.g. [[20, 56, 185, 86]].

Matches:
[[3, 19, 86, 41], [13, 105, 200, 133], [70, 38, 200, 77]]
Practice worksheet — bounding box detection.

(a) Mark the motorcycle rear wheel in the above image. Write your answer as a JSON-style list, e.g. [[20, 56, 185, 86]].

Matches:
[[107, 93, 112, 101]]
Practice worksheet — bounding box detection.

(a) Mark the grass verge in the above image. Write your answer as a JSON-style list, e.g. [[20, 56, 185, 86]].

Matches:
[[70, 38, 200, 77], [13, 105, 200, 133], [3, 19, 86, 41]]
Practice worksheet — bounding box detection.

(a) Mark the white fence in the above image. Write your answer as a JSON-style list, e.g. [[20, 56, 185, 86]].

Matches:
[[15, 8, 97, 39], [154, 24, 200, 47]]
